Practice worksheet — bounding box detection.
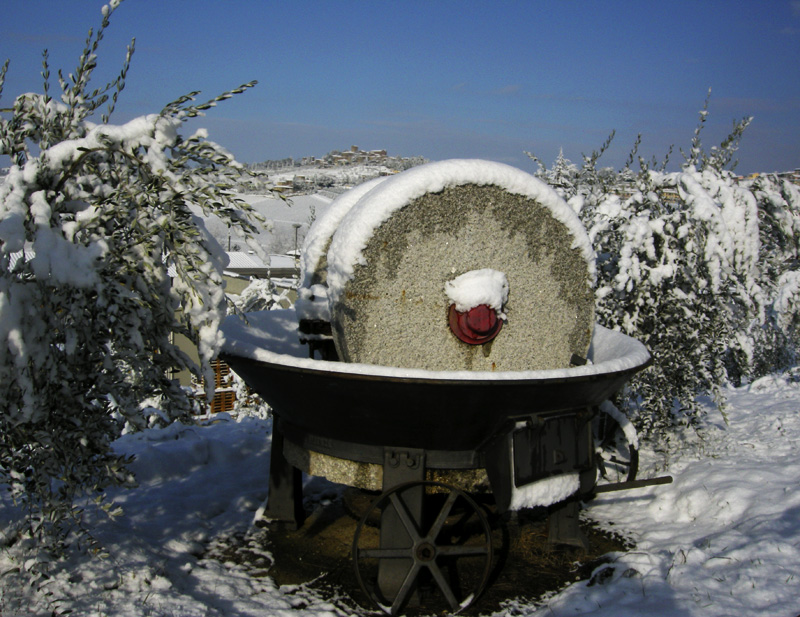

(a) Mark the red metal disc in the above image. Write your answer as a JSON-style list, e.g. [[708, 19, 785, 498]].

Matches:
[[448, 304, 503, 345]]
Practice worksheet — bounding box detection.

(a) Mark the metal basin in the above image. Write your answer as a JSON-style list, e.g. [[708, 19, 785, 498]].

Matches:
[[220, 309, 651, 452]]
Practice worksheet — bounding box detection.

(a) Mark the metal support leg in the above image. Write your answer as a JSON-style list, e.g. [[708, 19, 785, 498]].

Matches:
[[265, 422, 305, 530], [378, 448, 426, 604], [547, 499, 589, 550]]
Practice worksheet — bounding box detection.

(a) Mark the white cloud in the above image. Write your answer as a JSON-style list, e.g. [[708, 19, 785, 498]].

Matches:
[[495, 84, 522, 96]]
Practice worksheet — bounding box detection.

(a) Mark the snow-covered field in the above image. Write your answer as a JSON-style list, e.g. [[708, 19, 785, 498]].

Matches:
[[2, 371, 799, 616], [203, 160, 407, 255], [204, 193, 334, 255]]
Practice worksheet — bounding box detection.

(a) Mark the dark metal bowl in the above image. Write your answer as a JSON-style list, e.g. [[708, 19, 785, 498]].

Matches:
[[220, 310, 651, 452]]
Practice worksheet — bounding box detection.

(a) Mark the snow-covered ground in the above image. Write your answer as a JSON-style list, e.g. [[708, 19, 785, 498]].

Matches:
[[211, 161, 410, 256], [2, 373, 799, 616]]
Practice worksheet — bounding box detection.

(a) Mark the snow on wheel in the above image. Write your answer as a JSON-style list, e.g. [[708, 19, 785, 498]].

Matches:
[[326, 159, 596, 372], [593, 400, 639, 485], [296, 177, 389, 356]]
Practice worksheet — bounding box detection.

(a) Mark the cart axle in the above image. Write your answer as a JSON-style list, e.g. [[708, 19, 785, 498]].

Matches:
[[594, 475, 673, 494]]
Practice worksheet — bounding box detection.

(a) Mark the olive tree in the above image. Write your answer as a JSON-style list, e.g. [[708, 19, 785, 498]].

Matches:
[[530, 97, 800, 444], [0, 1, 267, 546]]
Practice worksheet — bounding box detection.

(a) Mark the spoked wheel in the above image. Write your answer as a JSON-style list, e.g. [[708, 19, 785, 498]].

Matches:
[[593, 401, 639, 485], [352, 481, 493, 615]]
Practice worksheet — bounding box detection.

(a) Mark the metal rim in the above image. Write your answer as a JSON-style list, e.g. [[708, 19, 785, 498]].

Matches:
[[593, 407, 639, 485], [223, 350, 650, 387], [352, 481, 493, 615]]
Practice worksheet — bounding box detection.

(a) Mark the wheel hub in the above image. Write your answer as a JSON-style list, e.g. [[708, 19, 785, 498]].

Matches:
[[415, 541, 437, 562], [448, 304, 503, 345]]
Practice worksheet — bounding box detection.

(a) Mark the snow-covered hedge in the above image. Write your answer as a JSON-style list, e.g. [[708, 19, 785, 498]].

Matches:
[[531, 107, 800, 443], [0, 2, 267, 544]]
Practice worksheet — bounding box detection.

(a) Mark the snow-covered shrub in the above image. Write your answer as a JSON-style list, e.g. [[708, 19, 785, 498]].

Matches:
[[748, 174, 800, 370], [531, 98, 800, 443], [585, 168, 755, 439], [0, 3, 266, 546], [230, 276, 292, 313], [229, 370, 272, 420]]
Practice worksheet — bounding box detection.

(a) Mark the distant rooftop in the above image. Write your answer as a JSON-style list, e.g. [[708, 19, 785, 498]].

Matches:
[[225, 251, 268, 271], [224, 251, 297, 277]]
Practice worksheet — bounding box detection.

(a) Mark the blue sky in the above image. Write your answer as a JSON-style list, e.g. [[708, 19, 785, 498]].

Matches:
[[1, 0, 799, 174]]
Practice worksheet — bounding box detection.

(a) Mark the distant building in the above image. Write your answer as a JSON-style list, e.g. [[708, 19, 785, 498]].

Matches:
[[273, 179, 294, 192], [777, 169, 800, 187], [225, 251, 301, 278]]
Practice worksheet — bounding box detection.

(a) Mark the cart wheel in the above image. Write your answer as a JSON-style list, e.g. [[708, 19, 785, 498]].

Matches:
[[352, 481, 493, 615], [593, 401, 639, 485]]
